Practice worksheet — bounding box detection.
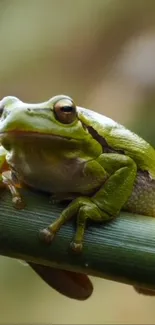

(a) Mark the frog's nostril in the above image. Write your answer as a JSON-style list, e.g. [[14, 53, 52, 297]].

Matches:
[[27, 107, 34, 115]]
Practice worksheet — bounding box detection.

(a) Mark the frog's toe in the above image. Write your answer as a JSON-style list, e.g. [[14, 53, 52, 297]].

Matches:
[[70, 241, 83, 253], [39, 228, 55, 244], [12, 196, 25, 209]]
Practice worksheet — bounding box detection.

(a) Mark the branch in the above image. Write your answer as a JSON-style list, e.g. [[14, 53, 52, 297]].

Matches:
[[0, 187, 155, 291]]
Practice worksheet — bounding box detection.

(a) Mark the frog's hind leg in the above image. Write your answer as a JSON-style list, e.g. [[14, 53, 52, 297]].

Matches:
[[40, 154, 137, 253], [40, 196, 110, 252], [1, 170, 25, 209]]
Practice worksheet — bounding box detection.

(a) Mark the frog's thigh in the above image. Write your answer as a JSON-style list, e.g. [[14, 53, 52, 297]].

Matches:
[[93, 153, 137, 216], [40, 154, 137, 252], [71, 154, 137, 250]]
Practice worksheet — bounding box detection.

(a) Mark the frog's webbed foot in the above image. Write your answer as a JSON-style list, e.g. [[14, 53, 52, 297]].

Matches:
[[2, 171, 25, 209], [40, 197, 110, 253]]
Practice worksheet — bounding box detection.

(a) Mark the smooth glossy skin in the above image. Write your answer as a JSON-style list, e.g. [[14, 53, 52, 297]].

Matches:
[[1, 95, 155, 252]]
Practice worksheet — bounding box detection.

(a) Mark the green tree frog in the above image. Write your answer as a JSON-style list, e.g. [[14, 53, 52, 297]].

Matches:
[[1, 94, 155, 298], [0, 94, 155, 254]]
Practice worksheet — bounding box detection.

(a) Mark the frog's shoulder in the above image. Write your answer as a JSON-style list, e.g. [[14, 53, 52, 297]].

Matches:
[[77, 106, 155, 178]]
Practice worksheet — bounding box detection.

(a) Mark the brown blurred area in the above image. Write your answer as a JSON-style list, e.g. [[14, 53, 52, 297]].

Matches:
[[1, 0, 155, 324]]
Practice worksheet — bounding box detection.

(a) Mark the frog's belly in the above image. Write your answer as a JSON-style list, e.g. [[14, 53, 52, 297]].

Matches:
[[7, 151, 102, 195]]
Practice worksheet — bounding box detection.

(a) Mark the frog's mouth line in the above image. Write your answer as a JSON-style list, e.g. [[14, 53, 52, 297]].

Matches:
[[0, 130, 78, 142]]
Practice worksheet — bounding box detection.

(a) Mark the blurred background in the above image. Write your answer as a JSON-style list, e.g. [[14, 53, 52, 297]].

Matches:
[[1, 0, 155, 323]]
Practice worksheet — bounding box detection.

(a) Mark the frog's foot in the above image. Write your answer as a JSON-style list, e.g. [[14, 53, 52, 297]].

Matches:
[[39, 228, 55, 244], [70, 241, 83, 253], [40, 196, 108, 253], [2, 170, 25, 209], [39, 216, 64, 244], [12, 195, 25, 209]]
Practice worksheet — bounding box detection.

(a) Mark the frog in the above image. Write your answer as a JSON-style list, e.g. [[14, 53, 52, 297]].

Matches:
[[1, 94, 155, 254], [0, 95, 95, 301], [0, 94, 155, 297]]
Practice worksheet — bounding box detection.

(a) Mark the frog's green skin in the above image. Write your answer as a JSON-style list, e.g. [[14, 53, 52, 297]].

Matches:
[[0, 95, 155, 253]]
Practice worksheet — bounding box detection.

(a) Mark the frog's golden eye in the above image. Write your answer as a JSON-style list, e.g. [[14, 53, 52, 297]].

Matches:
[[53, 99, 77, 124], [0, 96, 18, 119]]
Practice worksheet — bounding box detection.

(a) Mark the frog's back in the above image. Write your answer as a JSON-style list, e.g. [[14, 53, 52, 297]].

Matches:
[[78, 107, 155, 179]]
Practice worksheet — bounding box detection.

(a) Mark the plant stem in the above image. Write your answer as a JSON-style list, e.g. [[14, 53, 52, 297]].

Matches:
[[0, 187, 155, 290]]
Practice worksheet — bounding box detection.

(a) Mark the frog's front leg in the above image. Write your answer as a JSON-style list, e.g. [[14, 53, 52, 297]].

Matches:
[[0, 146, 25, 209], [40, 154, 137, 252], [2, 170, 25, 209]]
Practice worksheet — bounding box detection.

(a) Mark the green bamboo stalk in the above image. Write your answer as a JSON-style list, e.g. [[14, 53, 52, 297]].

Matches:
[[0, 187, 155, 291]]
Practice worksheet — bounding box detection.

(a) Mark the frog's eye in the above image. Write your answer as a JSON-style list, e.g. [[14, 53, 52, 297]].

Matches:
[[0, 96, 18, 118], [53, 99, 77, 124]]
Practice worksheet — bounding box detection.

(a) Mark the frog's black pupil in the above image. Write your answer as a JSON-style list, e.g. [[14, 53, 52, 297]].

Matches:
[[61, 106, 73, 113]]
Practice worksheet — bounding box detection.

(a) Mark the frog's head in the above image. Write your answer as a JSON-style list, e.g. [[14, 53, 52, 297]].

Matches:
[[0, 95, 102, 157], [0, 95, 86, 138]]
